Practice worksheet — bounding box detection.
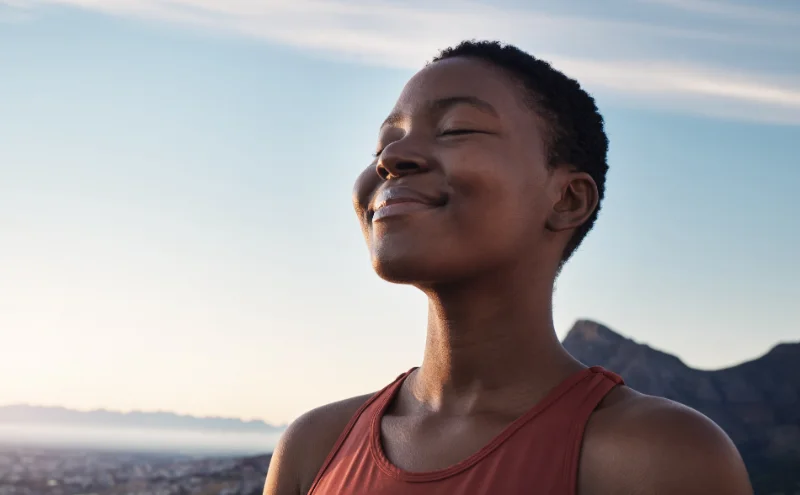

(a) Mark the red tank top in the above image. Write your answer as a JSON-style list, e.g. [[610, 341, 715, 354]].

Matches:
[[308, 366, 623, 495]]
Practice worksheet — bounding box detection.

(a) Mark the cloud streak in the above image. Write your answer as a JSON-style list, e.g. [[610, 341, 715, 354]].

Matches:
[[7, 0, 800, 124], [633, 0, 800, 25]]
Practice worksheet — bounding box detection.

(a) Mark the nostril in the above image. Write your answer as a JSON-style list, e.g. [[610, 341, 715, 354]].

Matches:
[[376, 159, 422, 180], [395, 162, 418, 171]]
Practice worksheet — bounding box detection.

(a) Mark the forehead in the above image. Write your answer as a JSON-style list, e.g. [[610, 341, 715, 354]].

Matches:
[[391, 57, 532, 122]]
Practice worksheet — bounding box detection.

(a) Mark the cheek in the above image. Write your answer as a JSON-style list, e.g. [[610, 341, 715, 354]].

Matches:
[[447, 154, 537, 244]]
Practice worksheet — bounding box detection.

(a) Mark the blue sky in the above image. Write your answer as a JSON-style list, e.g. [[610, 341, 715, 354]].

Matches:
[[1, 0, 798, 424]]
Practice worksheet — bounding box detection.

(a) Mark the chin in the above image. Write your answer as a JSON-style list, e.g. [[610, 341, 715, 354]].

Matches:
[[370, 251, 477, 286], [372, 259, 429, 285]]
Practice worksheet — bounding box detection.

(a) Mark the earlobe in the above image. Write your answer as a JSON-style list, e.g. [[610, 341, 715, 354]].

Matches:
[[545, 173, 598, 232]]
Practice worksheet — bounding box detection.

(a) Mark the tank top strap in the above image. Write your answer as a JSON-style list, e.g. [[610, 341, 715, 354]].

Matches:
[[307, 369, 414, 495], [560, 366, 624, 495]]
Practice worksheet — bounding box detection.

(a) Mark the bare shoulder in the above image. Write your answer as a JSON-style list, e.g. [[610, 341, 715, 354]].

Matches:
[[263, 393, 374, 495], [577, 386, 753, 495]]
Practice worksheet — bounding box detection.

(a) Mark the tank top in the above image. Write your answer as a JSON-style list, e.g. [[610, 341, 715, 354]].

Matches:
[[308, 366, 623, 495]]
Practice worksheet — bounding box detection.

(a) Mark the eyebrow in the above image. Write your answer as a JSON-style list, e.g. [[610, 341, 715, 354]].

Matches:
[[381, 96, 500, 129]]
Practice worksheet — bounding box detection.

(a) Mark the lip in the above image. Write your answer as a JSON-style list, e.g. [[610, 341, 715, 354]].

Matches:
[[369, 186, 446, 222]]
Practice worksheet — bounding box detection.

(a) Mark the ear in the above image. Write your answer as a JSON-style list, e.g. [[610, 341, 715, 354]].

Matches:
[[545, 171, 599, 233]]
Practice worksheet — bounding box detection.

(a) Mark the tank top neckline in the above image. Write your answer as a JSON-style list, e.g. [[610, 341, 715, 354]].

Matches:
[[368, 365, 608, 482]]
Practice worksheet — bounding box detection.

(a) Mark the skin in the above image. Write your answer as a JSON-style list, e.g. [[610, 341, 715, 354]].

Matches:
[[264, 56, 753, 495]]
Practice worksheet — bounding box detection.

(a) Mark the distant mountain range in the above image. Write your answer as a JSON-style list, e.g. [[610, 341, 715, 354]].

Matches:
[[0, 405, 286, 433], [562, 320, 800, 495]]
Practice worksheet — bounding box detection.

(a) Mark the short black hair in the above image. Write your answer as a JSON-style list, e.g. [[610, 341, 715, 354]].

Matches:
[[431, 40, 609, 264]]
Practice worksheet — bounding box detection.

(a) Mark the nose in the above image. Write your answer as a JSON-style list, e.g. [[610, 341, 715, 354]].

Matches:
[[375, 140, 430, 180]]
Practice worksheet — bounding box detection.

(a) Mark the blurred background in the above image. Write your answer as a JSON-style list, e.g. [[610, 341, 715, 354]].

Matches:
[[1, 0, 798, 494]]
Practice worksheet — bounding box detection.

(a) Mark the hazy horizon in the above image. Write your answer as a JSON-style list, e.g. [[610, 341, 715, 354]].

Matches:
[[0, 403, 286, 427], [1, 318, 796, 424], [0, 423, 281, 457], [2, 0, 798, 425]]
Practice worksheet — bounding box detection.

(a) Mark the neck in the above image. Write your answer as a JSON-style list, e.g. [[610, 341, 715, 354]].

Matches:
[[412, 262, 582, 412]]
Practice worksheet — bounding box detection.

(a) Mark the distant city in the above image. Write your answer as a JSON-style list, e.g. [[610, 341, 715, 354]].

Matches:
[[0, 447, 270, 495], [0, 406, 282, 494]]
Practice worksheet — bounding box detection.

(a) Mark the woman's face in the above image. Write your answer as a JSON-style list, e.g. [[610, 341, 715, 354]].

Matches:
[[353, 57, 562, 285]]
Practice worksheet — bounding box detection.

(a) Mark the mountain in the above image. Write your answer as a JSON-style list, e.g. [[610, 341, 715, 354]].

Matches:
[[562, 319, 800, 494], [0, 405, 285, 433]]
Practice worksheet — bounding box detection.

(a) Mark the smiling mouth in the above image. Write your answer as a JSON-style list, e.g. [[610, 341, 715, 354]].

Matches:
[[372, 199, 437, 221], [369, 190, 448, 222]]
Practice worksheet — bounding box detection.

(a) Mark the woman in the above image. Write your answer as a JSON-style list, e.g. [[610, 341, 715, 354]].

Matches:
[[264, 40, 752, 495]]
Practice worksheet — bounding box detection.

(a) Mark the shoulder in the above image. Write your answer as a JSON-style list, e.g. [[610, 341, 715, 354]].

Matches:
[[577, 386, 753, 495], [263, 393, 374, 495]]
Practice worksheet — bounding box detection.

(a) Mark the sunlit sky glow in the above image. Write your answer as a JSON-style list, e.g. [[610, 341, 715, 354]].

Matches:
[[1, 0, 798, 424]]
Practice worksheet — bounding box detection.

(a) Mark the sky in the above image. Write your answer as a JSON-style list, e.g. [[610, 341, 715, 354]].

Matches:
[[1, 0, 798, 425]]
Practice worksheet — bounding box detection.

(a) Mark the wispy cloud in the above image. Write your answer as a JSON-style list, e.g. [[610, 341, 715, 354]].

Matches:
[[0, 0, 36, 21], [633, 0, 800, 25], [7, 0, 800, 124], [553, 57, 800, 125]]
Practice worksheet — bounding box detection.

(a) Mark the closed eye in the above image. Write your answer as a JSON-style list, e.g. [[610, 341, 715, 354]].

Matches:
[[440, 129, 478, 136], [373, 129, 485, 156]]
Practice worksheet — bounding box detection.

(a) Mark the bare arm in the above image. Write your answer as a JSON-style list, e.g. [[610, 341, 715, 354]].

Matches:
[[262, 418, 305, 495], [263, 394, 374, 495], [580, 394, 753, 495]]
